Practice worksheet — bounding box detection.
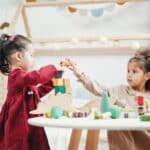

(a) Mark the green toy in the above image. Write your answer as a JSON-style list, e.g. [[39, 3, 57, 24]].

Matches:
[[51, 106, 64, 119], [109, 105, 121, 119], [55, 86, 66, 94], [100, 92, 110, 113], [140, 114, 150, 121], [94, 111, 103, 119]]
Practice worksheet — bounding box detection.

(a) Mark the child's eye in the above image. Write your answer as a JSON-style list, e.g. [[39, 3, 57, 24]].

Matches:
[[133, 70, 137, 74]]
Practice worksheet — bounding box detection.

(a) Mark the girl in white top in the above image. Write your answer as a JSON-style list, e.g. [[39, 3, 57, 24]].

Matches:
[[60, 49, 150, 150]]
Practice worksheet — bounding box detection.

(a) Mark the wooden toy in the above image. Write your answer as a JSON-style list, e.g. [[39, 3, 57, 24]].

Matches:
[[140, 114, 150, 121], [137, 96, 145, 115], [55, 86, 66, 94], [121, 107, 138, 118], [51, 106, 64, 119], [45, 112, 51, 118], [102, 112, 112, 119], [100, 92, 110, 113], [56, 70, 64, 78], [109, 105, 121, 119], [52, 78, 64, 86], [94, 111, 103, 119], [66, 109, 89, 118]]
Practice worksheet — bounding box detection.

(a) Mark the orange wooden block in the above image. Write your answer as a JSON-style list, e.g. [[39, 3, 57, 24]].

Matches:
[[63, 79, 70, 86]]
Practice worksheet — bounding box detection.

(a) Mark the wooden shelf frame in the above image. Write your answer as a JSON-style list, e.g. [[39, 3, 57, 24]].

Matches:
[[25, 0, 150, 7], [5, 0, 150, 55]]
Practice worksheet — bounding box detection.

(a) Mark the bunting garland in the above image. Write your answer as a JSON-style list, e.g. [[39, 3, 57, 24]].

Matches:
[[66, 4, 116, 18]]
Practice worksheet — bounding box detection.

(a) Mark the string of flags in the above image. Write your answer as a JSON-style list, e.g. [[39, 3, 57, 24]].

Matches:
[[56, 0, 126, 18], [66, 4, 116, 17]]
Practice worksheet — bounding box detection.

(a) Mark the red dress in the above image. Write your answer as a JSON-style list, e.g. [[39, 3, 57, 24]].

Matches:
[[0, 65, 57, 150]]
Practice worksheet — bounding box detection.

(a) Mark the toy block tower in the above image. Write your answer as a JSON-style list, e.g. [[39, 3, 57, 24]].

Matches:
[[53, 70, 72, 95], [30, 70, 72, 114]]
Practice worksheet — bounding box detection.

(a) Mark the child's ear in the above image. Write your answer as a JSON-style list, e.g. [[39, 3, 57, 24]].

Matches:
[[145, 72, 150, 80], [15, 52, 23, 61]]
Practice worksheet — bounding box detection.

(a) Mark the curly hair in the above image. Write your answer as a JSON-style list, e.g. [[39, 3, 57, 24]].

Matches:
[[129, 48, 150, 91]]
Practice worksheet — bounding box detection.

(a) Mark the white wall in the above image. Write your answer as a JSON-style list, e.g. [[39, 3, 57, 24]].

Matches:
[[15, 2, 150, 37], [1, 1, 150, 99], [34, 54, 132, 99]]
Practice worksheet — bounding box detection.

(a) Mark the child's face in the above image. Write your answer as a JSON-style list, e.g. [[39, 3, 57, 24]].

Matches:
[[127, 61, 149, 91], [21, 44, 34, 71]]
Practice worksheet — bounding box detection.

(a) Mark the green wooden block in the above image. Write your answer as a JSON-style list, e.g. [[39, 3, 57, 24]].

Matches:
[[55, 86, 66, 94], [140, 114, 150, 121]]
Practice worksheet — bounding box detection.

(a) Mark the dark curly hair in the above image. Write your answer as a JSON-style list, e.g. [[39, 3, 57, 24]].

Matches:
[[128, 48, 150, 91], [0, 34, 31, 75]]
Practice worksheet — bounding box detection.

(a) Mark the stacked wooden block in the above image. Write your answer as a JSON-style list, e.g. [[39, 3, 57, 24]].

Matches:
[[53, 70, 72, 94]]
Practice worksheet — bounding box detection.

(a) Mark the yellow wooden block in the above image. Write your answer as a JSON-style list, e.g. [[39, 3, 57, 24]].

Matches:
[[53, 78, 64, 86]]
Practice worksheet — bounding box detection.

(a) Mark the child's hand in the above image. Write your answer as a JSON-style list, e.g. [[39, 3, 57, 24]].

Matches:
[[60, 58, 82, 78], [60, 58, 75, 69]]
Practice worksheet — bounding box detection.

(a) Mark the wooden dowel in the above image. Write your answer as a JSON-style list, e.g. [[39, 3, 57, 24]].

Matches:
[[24, 0, 150, 7], [7, 2, 23, 34], [22, 6, 32, 37], [24, 0, 150, 8], [34, 46, 140, 56], [31, 34, 150, 44]]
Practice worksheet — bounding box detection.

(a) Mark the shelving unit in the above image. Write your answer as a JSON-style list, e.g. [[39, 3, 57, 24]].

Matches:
[[6, 0, 150, 55]]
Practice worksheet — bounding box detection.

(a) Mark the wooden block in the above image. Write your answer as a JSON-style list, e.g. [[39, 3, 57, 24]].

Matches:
[[63, 79, 70, 86], [53, 78, 64, 86], [56, 70, 63, 78], [55, 86, 66, 94]]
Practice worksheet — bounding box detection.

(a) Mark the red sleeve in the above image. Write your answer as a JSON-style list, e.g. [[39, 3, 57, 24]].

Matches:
[[37, 80, 54, 98], [13, 65, 57, 87]]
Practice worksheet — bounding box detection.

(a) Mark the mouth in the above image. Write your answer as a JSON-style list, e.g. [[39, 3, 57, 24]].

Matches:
[[128, 79, 132, 82]]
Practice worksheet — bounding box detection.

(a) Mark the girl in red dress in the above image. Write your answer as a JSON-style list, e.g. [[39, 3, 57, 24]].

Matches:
[[0, 34, 57, 150]]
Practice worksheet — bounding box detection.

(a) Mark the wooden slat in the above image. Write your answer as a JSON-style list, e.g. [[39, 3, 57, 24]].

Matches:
[[31, 34, 150, 44], [24, 0, 150, 7], [7, 2, 23, 34], [33, 46, 141, 56], [22, 6, 32, 37]]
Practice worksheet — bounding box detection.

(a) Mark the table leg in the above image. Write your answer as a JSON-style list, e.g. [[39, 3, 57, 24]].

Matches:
[[68, 129, 82, 150], [85, 129, 100, 150]]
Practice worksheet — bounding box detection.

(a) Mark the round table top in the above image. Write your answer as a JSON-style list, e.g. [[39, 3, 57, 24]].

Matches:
[[28, 116, 150, 130]]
